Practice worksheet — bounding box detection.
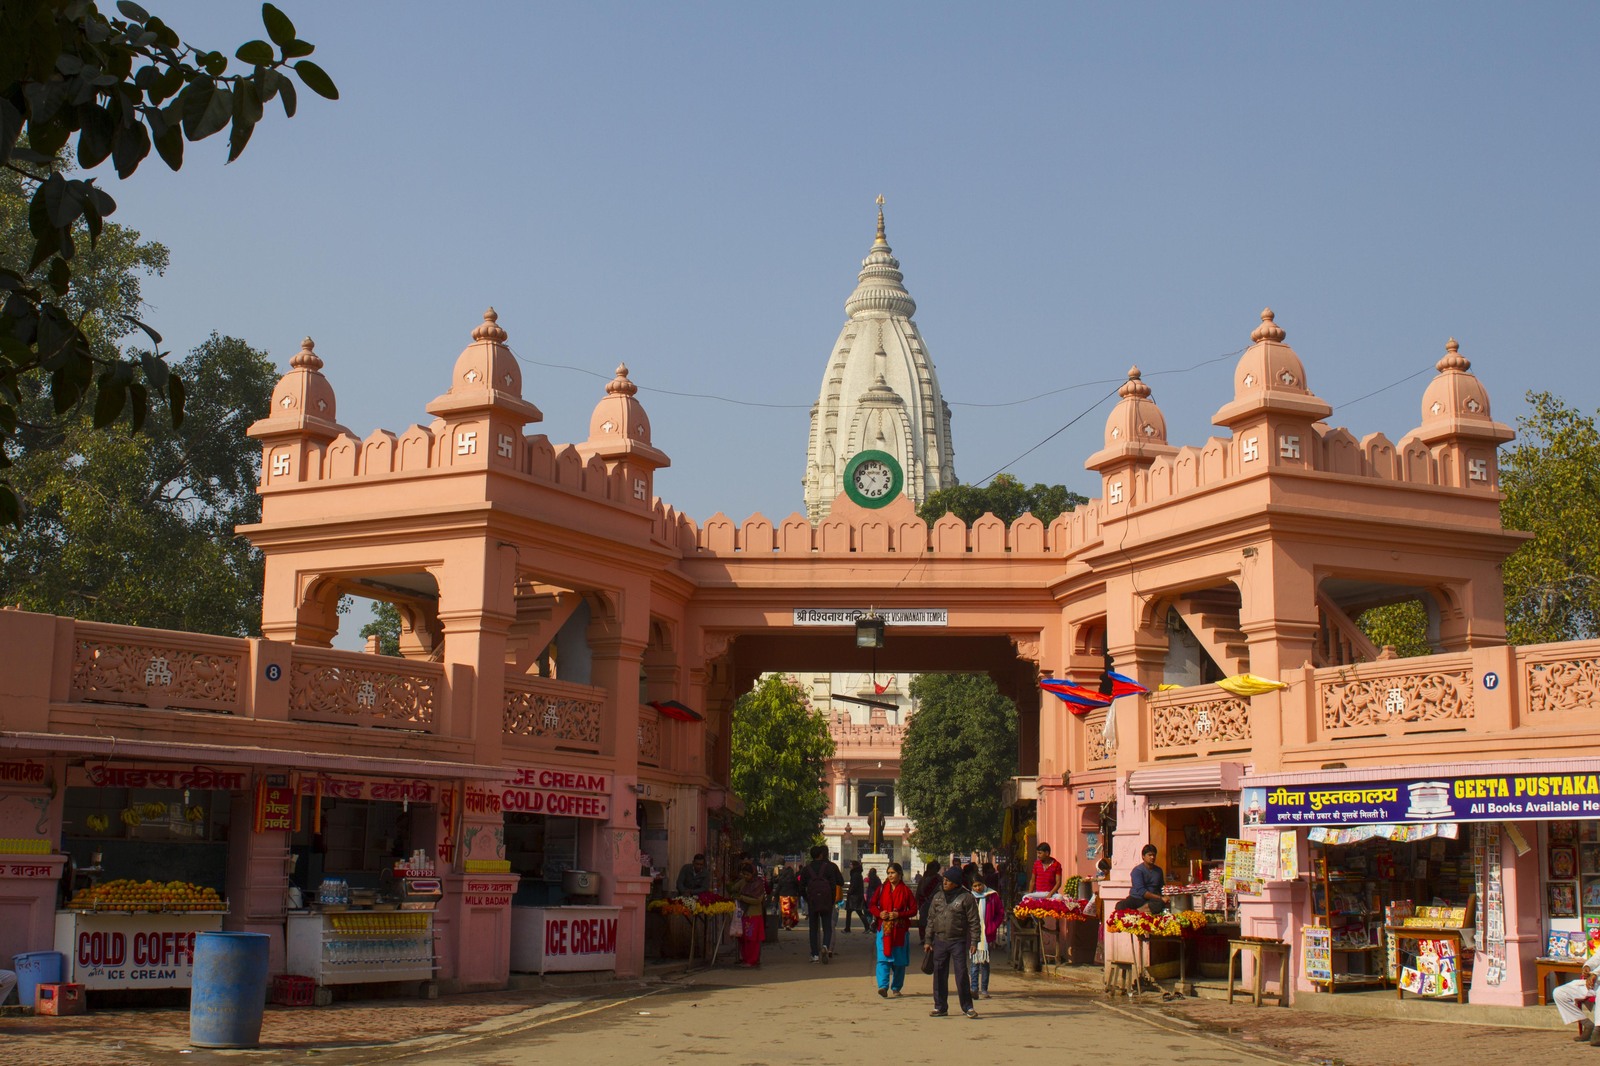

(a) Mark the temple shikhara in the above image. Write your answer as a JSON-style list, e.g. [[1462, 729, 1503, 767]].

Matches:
[[2, 206, 1596, 1015]]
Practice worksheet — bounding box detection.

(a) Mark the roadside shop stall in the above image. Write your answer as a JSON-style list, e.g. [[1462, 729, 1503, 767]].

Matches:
[[284, 774, 442, 997], [53, 761, 239, 991], [466, 765, 624, 975]]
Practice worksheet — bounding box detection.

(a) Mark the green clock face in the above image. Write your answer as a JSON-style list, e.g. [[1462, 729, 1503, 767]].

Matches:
[[842, 450, 904, 508]]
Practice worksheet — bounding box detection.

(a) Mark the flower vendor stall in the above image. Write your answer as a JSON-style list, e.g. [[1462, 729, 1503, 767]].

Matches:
[[1011, 892, 1093, 969], [646, 891, 735, 964], [1105, 908, 1210, 997]]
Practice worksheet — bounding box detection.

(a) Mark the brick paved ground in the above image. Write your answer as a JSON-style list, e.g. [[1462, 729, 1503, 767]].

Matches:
[[1, 953, 1593, 1066]]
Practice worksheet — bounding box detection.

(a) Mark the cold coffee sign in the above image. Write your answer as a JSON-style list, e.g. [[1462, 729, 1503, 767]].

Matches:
[[1244, 771, 1600, 826], [465, 767, 612, 821]]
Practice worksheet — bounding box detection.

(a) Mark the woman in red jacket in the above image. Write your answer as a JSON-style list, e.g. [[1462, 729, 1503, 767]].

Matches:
[[869, 862, 917, 997]]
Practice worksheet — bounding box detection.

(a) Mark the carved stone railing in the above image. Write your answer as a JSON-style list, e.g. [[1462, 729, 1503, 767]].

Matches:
[[830, 721, 908, 747], [638, 709, 662, 766], [1523, 646, 1600, 715], [1149, 691, 1251, 758], [1085, 710, 1112, 765], [1316, 654, 1475, 739], [70, 622, 244, 714], [289, 647, 441, 732], [503, 676, 604, 753]]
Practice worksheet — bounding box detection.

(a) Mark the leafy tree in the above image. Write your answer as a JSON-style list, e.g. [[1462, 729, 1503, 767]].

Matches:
[[1356, 600, 1431, 658], [360, 600, 403, 656], [0, 1, 335, 524], [0, 331, 277, 635], [918, 473, 1087, 527], [1500, 392, 1600, 644], [729, 674, 835, 856], [898, 673, 1017, 856]]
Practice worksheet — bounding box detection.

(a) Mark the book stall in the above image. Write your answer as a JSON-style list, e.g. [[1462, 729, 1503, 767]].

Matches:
[[1305, 822, 1477, 999]]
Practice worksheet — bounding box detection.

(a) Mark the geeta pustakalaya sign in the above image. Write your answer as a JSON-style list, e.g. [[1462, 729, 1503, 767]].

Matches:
[[1243, 770, 1600, 826]]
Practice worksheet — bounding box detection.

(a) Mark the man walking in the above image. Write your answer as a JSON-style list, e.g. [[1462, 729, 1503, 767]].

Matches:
[[799, 845, 844, 963], [924, 865, 980, 1018]]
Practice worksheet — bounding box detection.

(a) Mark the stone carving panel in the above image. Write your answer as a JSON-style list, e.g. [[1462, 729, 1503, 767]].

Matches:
[[1087, 712, 1111, 763], [1320, 669, 1474, 729], [638, 713, 662, 764], [503, 685, 602, 745], [1526, 655, 1600, 714], [72, 638, 241, 711], [1152, 697, 1250, 749], [290, 661, 436, 728]]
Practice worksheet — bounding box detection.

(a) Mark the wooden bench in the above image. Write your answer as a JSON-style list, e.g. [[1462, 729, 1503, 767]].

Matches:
[[1227, 938, 1290, 1007], [1537, 957, 1586, 1005]]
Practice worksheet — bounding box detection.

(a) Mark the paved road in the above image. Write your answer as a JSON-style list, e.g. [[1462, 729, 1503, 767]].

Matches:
[[358, 925, 1289, 1066]]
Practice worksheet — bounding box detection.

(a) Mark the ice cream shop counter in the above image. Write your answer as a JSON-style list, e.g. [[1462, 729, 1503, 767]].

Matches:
[[510, 905, 621, 974], [55, 908, 225, 989]]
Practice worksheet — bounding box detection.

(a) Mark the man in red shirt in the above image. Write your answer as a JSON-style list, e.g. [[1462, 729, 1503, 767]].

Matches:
[[1031, 842, 1064, 895]]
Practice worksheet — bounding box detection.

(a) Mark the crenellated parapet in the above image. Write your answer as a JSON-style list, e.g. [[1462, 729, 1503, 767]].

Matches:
[[250, 311, 669, 516], [1084, 311, 1514, 519], [664, 497, 1106, 559]]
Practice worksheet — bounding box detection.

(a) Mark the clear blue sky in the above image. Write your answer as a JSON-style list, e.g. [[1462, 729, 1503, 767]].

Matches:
[[113, 1, 1599, 530]]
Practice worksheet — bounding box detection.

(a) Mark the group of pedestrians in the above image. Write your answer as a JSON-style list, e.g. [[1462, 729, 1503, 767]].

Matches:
[[704, 846, 1006, 1015]]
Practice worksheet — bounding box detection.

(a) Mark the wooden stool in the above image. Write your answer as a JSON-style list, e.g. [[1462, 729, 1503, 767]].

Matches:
[[1227, 938, 1289, 1006]]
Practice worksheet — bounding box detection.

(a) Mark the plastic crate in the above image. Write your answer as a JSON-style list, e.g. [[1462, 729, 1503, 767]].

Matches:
[[35, 983, 86, 1016], [269, 973, 316, 1007]]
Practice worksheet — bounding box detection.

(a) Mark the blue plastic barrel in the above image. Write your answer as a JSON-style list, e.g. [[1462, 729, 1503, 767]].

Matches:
[[11, 951, 63, 1007], [188, 932, 270, 1048]]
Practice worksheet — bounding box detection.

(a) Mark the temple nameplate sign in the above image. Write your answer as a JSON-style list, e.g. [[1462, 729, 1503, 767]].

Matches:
[[793, 609, 947, 626]]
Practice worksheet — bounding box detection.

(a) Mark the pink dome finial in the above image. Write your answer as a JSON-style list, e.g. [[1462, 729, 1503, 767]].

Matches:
[[472, 307, 508, 344], [1251, 308, 1286, 344], [1437, 337, 1470, 373], [290, 337, 323, 372], [606, 363, 638, 398], [1119, 365, 1151, 400]]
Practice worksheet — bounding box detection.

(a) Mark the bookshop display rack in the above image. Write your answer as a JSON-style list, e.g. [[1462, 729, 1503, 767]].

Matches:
[[1307, 852, 1393, 991]]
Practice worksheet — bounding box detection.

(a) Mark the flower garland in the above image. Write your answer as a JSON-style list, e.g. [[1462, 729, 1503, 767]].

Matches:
[[1013, 897, 1092, 922], [1105, 908, 1209, 937], [647, 891, 736, 917]]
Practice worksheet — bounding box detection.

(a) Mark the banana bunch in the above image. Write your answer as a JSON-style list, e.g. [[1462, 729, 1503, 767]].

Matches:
[[119, 808, 143, 826], [85, 814, 110, 833], [185, 805, 205, 823]]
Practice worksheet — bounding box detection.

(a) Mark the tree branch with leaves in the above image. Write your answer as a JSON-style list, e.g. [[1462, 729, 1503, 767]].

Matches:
[[0, 0, 336, 524]]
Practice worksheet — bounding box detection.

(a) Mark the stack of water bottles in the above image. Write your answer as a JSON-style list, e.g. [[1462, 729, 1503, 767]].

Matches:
[[316, 877, 350, 906]]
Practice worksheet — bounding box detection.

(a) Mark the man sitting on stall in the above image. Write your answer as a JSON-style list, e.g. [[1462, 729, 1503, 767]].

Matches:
[[676, 853, 710, 896], [1553, 945, 1600, 1044], [1117, 844, 1168, 914]]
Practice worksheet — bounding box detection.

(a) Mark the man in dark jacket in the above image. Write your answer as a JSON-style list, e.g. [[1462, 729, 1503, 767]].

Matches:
[[924, 865, 980, 1018], [799, 845, 844, 963]]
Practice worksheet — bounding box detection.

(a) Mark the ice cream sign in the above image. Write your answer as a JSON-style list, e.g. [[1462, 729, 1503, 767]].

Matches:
[[1244, 770, 1600, 825]]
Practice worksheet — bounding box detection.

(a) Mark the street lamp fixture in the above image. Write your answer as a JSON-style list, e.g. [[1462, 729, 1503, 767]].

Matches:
[[855, 615, 886, 649]]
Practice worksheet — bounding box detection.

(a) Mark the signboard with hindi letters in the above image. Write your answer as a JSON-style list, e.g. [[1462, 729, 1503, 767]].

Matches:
[[792, 608, 948, 626], [1242, 770, 1600, 826]]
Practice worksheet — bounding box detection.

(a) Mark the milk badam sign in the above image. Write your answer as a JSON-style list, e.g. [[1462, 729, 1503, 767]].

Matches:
[[1244, 771, 1600, 826]]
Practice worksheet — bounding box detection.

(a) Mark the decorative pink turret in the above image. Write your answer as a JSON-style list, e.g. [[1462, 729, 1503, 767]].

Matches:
[[1085, 367, 1177, 512], [579, 363, 670, 511], [1410, 338, 1513, 490], [1212, 309, 1331, 473], [425, 308, 543, 471], [248, 337, 351, 488]]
